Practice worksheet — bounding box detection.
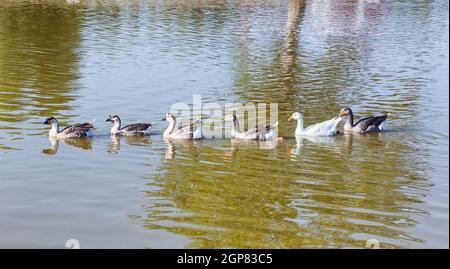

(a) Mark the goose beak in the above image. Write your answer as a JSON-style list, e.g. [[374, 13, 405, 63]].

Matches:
[[161, 117, 166, 121], [338, 111, 345, 118], [288, 115, 294, 122], [106, 118, 111, 122]]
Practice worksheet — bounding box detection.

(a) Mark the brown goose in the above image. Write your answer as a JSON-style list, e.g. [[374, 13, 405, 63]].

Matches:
[[338, 107, 388, 133], [106, 114, 152, 136], [44, 117, 94, 138]]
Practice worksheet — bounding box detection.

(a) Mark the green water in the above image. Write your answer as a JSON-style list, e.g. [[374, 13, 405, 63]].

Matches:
[[0, 0, 448, 248]]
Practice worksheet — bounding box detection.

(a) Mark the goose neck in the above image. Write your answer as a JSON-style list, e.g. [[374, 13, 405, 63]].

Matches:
[[49, 120, 59, 136], [231, 118, 240, 136], [111, 120, 121, 133], [347, 111, 354, 127], [164, 118, 176, 137], [295, 116, 304, 134]]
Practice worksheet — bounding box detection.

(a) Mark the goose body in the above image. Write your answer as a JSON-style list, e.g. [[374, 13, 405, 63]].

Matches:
[[163, 113, 202, 140], [106, 115, 152, 136], [338, 108, 388, 133], [44, 117, 94, 138], [288, 112, 341, 136], [225, 114, 281, 141]]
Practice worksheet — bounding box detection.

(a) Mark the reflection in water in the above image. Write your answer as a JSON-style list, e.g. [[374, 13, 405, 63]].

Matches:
[[163, 139, 201, 160], [232, 0, 309, 127], [281, 0, 305, 75], [289, 135, 341, 158], [107, 135, 152, 155], [290, 132, 393, 159], [135, 131, 431, 248], [0, 1, 83, 145], [222, 139, 279, 160], [42, 136, 93, 155]]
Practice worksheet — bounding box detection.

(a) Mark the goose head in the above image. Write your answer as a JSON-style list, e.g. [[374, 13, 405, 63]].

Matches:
[[288, 112, 302, 122], [162, 113, 176, 123], [338, 107, 352, 118], [43, 117, 57, 125], [106, 114, 121, 124]]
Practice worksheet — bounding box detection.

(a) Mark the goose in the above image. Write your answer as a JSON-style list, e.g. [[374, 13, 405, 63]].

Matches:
[[225, 114, 282, 141], [338, 107, 388, 133], [43, 117, 94, 138], [162, 113, 202, 139], [288, 112, 342, 136], [106, 114, 152, 136]]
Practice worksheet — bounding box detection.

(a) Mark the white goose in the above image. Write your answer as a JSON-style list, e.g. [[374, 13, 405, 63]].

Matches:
[[162, 113, 202, 140], [288, 112, 341, 136]]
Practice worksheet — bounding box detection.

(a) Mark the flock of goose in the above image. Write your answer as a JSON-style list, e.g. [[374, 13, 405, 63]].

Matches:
[[43, 107, 388, 140]]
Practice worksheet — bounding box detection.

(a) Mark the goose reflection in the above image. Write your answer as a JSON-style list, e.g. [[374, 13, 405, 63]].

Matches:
[[163, 138, 201, 160], [289, 135, 341, 158], [232, 0, 308, 123], [338, 132, 391, 157], [42, 136, 93, 155], [223, 139, 280, 160], [0, 3, 83, 124], [136, 126, 430, 248], [107, 135, 152, 155]]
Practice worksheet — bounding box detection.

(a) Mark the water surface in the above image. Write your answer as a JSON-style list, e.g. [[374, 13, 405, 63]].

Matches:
[[0, 0, 448, 248]]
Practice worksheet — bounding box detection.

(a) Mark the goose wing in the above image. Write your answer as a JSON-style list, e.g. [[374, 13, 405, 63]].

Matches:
[[121, 123, 152, 132], [303, 117, 341, 136], [243, 124, 277, 137], [372, 114, 388, 127], [60, 123, 93, 136], [356, 115, 388, 131], [241, 123, 278, 140], [303, 122, 322, 134], [316, 117, 341, 134], [172, 121, 201, 137]]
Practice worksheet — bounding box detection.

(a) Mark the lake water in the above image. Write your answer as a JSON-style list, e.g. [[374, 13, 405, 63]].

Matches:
[[0, 0, 448, 248]]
